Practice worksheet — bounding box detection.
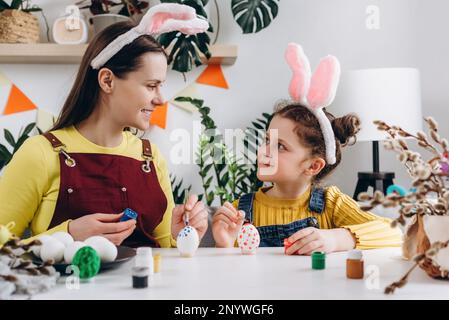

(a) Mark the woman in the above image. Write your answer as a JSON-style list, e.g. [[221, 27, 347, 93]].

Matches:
[[0, 4, 209, 248]]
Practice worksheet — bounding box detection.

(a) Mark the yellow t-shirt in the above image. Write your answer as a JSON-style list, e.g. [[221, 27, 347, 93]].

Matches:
[[0, 125, 176, 247], [233, 186, 403, 249]]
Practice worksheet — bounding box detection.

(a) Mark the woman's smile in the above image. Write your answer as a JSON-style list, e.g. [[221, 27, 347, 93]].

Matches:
[[140, 107, 153, 119]]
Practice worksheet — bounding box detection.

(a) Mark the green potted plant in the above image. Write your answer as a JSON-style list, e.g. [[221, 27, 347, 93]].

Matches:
[[169, 98, 271, 246], [170, 174, 191, 205], [0, 123, 37, 172], [76, 0, 149, 34], [0, 0, 43, 43], [174, 96, 272, 206]]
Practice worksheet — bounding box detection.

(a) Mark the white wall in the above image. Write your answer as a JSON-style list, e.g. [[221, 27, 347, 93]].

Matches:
[[1, 0, 446, 201]]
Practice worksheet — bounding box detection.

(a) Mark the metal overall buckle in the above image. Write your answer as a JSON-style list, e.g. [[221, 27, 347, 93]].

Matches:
[[54, 144, 76, 168], [141, 154, 153, 173]]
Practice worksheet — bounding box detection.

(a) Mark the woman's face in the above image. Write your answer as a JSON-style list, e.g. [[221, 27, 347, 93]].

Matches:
[[257, 115, 315, 183], [108, 52, 167, 131]]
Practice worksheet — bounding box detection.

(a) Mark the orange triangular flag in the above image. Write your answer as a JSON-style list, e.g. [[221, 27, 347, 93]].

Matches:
[[150, 102, 168, 129], [3, 85, 37, 115], [196, 65, 229, 89]]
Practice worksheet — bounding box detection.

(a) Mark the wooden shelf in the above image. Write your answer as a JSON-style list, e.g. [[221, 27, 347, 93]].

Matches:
[[0, 43, 237, 65]]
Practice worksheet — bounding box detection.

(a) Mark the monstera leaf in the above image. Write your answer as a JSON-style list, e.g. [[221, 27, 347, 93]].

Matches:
[[158, 0, 212, 73], [231, 0, 279, 34]]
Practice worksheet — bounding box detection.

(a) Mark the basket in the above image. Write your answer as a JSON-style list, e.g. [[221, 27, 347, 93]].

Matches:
[[404, 214, 449, 279], [0, 9, 40, 43], [420, 257, 449, 279]]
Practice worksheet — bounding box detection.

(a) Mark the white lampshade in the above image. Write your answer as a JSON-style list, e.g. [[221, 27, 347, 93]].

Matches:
[[331, 68, 423, 141]]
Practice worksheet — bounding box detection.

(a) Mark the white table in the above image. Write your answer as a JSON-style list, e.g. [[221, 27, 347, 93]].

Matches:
[[34, 247, 449, 300]]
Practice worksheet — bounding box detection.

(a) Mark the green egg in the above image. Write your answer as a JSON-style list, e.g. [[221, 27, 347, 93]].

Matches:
[[71, 246, 101, 279]]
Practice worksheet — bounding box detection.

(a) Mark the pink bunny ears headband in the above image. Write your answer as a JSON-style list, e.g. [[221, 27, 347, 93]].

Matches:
[[90, 3, 209, 70], [285, 43, 341, 165]]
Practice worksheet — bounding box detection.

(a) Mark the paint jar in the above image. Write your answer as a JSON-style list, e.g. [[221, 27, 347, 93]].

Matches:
[[346, 249, 364, 279], [132, 266, 149, 289], [135, 247, 154, 275]]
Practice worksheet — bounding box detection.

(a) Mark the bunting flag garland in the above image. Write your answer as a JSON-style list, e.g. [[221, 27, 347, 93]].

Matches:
[[169, 83, 202, 113], [3, 84, 37, 115], [149, 102, 168, 129], [36, 108, 57, 132], [196, 64, 229, 89]]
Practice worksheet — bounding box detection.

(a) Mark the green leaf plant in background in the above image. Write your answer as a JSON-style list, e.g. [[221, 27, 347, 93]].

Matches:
[[173, 96, 272, 206], [170, 174, 192, 205], [158, 0, 212, 75], [231, 0, 280, 34], [157, 0, 280, 74], [0, 122, 39, 171], [0, 0, 42, 12]]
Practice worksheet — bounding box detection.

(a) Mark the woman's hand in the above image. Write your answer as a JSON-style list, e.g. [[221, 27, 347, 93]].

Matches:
[[284, 227, 356, 255], [68, 212, 136, 245], [171, 194, 208, 240], [212, 202, 245, 248]]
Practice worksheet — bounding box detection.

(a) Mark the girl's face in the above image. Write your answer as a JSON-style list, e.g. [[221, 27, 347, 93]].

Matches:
[[107, 52, 167, 131], [257, 115, 323, 184]]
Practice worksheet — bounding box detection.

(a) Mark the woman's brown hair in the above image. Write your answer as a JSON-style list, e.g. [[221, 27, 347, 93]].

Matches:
[[50, 21, 167, 131], [273, 103, 361, 182]]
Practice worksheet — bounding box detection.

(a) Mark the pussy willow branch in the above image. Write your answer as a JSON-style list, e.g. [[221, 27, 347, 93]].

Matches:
[[385, 239, 449, 294]]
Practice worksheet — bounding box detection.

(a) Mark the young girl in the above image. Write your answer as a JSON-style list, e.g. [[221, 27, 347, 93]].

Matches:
[[212, 43, 402, 254], [0, 4, 209, 248]]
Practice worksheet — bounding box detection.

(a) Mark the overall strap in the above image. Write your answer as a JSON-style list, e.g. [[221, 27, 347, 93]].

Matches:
[[42, 132, 76, 168], [141, 139, 153, 158], [238, 193, 255, 223], [43, 132, 64, 148], [308, 187, 326, 214], [140, 139, 153, 173]]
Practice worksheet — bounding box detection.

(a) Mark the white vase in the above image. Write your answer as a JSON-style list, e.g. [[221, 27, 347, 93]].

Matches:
[[423, 215, 449, 271]]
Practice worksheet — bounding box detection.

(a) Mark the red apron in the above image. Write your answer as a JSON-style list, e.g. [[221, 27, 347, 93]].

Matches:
[[42, 132, 168, 248]]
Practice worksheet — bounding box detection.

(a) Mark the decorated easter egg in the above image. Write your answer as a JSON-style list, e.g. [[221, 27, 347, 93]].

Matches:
[[32, 234, 57, 258], [64, 241, 87, 264], [177, 226, 199, 257], [237, 223, 260, 254], [40, 238, 65, 263], [85, 236, 117, 262], [52, 231, 74, 247], [71, 246, 101, 280]]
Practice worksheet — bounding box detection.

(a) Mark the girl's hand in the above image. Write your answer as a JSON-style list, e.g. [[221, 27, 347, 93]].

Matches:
[[68, 212, 136, 245], [171, 194, 208, 240], [212, 202, 245, 248], [285, 227, 356, 255]]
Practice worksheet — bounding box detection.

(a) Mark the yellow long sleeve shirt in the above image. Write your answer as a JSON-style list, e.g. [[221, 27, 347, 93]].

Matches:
[[0, 125, 176, 247], [233, 186, 402, 249]]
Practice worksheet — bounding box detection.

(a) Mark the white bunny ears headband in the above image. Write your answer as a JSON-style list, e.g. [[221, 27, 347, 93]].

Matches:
[[284, 43, 341, 165], [90, 3, 209, 70]]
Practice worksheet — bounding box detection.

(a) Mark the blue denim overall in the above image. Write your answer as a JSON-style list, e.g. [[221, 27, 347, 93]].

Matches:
[[237, 188, 325, 247]]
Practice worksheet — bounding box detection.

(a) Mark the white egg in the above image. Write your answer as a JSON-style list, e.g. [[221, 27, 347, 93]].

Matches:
[[64, 241, 87, 264], [237, 224, 260, 255], [51, 231, 74, 247], [40, 239, 65, 263], [177, 226, 199, 257], [32, 235, 57, 258], [85, 236, 117, 262]]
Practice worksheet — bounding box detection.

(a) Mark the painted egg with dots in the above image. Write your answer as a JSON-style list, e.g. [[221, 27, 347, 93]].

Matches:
[[177, 226, 199, 257], [237, 223, 260, 255]]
